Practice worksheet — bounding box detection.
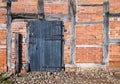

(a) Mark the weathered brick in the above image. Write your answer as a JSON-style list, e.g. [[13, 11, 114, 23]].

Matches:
[[64, 44, 70, 64], [110, 0, 120, 13], [12, 21, 27, 38], [64, 21, 70, 40], [77, 6, 103, 22], [44, 0, 68, 3], [109, 44, 120, 68], [0, 29, 6, 45], [44, 3, 68, 14], [76, 47, 102, 63], [12, 0, 38, 13], [77, 0, 103, 4], [109, 61, 120, 68], [0, 48, 7, 72], [109, 44, 120, 60], [76, 24, 103, 45], [0, 0, 6, 6], [0, 9, 7, 24], [110, 18, 120, 38]]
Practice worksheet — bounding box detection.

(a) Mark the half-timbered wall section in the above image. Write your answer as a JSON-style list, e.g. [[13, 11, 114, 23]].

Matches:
[[0, 0, 120, 72]]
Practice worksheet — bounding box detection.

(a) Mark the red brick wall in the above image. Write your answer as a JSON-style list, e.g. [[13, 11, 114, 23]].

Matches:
[[12, 0, 38, 13], [109, 17, 120, 68], [109, 0, 120, 68], [110, 18, 120, 38], [0, 0, 7, 72], [0, 0, 6, 24], [77, 0, 102, 4], [0, 29, 7, 72], [76, 47, 102, 63], [64, 21, 70, 64], [109, 44, 120, 68], [76, 24, 103, 45], [44, 0, 68, 14], [75, 0, 103, 64], [77, 6, 103, 22], [110, 0, 120, 13], [75, 25, 103, 63]]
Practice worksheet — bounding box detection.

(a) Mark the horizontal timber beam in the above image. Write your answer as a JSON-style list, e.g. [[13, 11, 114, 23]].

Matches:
[[11, 13, 44, 19], [109, 39, 120, 43], [0, 6, 6, 9], [78, 4, 103, 6], [109, 13, 120, 17], [45, 14, 69, 20], [76, 21, 103, 25]]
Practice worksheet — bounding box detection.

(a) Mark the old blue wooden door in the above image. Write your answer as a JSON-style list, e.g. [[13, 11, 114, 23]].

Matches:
[[28, 20, 63, 72]]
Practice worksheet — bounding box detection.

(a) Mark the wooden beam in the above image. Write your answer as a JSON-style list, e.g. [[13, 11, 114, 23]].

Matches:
[[76, 21, 103, 25], [45, 14, 69, 20], [0, 6, 6, 9], [14, 33, 19, 73], [38, 0, 44, 19], [109, 39, 120, 43], [25, 22, 30, 72], [109, 13, 120, 17], [2, 0, 17, 2], [6, 2, 12, 70], [102, 0, 109, 65], [12, 13, 44, 19], [78, 4, 103, 6]]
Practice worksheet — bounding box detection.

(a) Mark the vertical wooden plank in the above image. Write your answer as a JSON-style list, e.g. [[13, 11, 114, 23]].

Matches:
[[14, 33, 19, 73], [29, 21, 63, 71], [6, 2, 12, 70], [102, 0, 109, 65]]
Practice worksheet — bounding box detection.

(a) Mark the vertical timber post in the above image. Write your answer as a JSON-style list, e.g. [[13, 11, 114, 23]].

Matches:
[[69, 0, 76, 64], [103, 0, 109, 66], [6, 1, 12, 70], [38, 0, 44, 19], [14, 33, 19, 73]]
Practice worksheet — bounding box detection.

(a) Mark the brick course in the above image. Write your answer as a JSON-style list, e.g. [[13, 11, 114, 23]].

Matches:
[[0, 9, 7, 24], [77, 6, 103, 22], [109, 44, 120, 67], [110, 18, 120, 38], [76, 24, 103, 45], [77, 0, 103, 4], [12, 0, 38, 13], [44, 3, 68, 14], [0, 29, 7, 72], [76, 47, 102, 63], [110, 0, 120, 13]]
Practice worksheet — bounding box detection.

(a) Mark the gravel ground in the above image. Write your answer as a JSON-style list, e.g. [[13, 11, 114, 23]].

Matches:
[[9, 70, 120, 84]]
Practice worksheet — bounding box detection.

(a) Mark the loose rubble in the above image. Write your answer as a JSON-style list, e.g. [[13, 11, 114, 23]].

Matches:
[[8, 70, 120, 84]]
